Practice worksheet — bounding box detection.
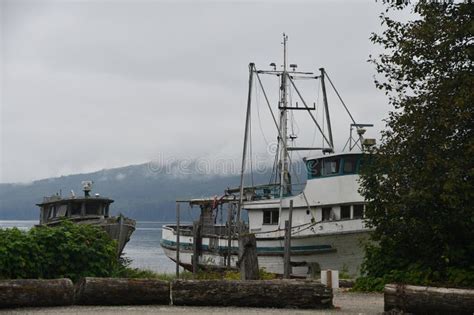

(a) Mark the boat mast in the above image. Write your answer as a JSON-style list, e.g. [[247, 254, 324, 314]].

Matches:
[[237, 62, 255, 226], [278, 34, 291, 197]]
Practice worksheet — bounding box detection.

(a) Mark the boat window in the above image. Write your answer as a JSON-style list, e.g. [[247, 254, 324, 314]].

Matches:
[[44, 206, 50, 220], [353, 204, 364, 219], [104, 204, 110, 217], [306, 159, 321, 178], [322, 207, 332, 221], [71, 202, 82, 216], [322, 157, 340, 176], [48, 205, 57, 219], [343, 155, 358, 174], [263, 210, 279, 225], [57, 204, 67, 217], [340, 205, 351, 220], [85, 202, 102, 215]]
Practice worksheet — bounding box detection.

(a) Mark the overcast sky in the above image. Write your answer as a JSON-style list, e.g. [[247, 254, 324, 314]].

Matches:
[[1, 0, 409, 183]]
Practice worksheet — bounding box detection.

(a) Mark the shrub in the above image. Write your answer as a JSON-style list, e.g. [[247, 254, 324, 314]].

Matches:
[[0, 221, 119, 282]]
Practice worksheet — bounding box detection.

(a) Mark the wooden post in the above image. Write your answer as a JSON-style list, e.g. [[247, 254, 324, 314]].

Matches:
[[284, 200, 293, 278], [226, 203, 233, 267], [192, 221, 201, 275], [175, 202, 180, 278], [238, 233, 259, 280], [326, 270, 332, 289]]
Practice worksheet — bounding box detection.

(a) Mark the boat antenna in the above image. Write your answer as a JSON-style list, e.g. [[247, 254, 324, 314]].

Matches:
[[82, 181, 93, 198]]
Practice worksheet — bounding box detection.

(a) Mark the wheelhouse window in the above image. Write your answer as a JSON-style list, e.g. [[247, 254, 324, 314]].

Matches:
[[322, 207, 332, 221], [85, 202, 102, 215], [353, 204, 364, 219], [57, 204, 68, 217], [306, 159, 321, 178], [322, 157, 340, 176], [263, 210, 279, 225], [71, 202, 82, 216], [340, 205, 351, 220], [343, 155, 358, 174], [47, 205, 57, 219]]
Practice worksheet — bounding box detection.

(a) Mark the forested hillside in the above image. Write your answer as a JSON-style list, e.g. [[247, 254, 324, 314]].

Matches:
[[0, 160, 306, 221]]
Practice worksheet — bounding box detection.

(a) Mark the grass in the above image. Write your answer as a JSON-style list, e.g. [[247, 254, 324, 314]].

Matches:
[[116, 267, 277, 281]]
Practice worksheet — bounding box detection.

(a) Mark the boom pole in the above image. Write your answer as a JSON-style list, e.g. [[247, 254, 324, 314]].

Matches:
[[319, 68, 334, 150], [320, 68, 334, 149], [237, 63, 255, 227]]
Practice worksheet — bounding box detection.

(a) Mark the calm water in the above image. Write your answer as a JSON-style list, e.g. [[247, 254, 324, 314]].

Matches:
[[0, 220, 176, 274]]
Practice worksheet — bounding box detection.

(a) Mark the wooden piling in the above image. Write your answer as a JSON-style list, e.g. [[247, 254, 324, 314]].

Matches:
[[226, 203, 234, 267], [238, 233, 259, 280], [284, 200, 294, 278], [192, 221, 201, 275], [175, 202, 180, 278]]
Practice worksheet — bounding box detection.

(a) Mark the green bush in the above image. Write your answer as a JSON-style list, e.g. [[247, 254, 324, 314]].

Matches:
[[0, 221, 119, 282], [353, 244, 474, 291]]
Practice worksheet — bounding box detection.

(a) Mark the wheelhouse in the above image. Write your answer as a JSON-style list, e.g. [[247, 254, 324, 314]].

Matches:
[[37, 197, 113, 225]]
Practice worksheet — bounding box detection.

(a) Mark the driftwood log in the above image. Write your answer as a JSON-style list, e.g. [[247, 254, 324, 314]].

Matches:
[[172, 279, 333, 309], [0, 278, 74, 308], [385, 283, 474, 314], [237, 233, 259, 280], [75, 277, 170, 305]]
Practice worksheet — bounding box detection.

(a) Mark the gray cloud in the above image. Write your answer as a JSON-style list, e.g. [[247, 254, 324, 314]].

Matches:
[[1, 0, 406, 183]]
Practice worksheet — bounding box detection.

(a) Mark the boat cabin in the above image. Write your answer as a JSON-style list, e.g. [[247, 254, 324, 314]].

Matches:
[[37, 196, 113, 225]]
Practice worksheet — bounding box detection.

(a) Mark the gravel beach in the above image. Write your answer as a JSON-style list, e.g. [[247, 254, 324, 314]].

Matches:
[[0, 291, 384, 315]]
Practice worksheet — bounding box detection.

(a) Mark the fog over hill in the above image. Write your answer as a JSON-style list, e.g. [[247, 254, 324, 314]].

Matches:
[[0, 160, 306, 221]]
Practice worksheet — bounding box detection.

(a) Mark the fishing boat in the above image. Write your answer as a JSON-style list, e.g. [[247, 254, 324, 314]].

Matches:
[[36, 181, 136, 255], [161, 35, 376, 277]]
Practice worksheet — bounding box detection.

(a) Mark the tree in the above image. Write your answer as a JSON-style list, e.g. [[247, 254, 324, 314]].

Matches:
[[357, 1, 474, 290]]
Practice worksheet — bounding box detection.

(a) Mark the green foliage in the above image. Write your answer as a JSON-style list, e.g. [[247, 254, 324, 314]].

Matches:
[[113, 268, 276, 281], [185, 268, 276, 280], [0, 221, 119, 282], [358, 1, 474, 290], [113, 267, 182, 281]]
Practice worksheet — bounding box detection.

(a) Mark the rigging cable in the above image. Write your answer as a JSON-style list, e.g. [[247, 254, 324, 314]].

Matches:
[[308, 78, 321, 156], [248, 96, 254, 186], [254, 75, 271, 148], [324, 70, 357, 125], [254, 69, 315, 221]]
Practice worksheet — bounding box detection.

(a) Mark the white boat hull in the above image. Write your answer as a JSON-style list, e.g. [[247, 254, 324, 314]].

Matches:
[[161, 224, 369, 277]]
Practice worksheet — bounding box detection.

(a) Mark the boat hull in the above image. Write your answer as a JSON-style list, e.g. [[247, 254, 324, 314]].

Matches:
[[161, 224, 369, 277]]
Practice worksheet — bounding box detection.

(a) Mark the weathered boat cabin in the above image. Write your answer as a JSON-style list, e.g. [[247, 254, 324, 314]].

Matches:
[[38, 194, 113, 225], [36, 181, 136, 255]]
